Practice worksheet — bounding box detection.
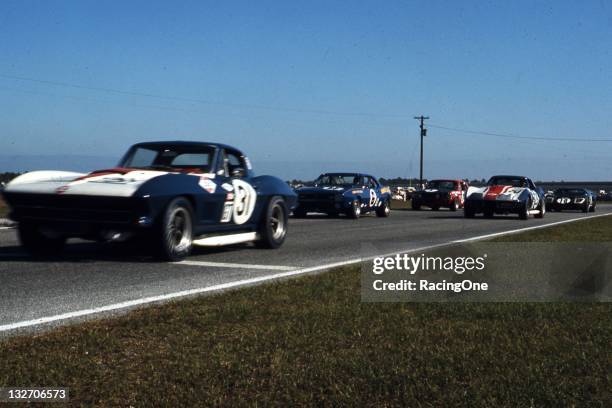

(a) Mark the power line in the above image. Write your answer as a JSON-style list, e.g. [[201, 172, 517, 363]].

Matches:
[[429, 124, 612, 142], [0, 73, 409, 119]]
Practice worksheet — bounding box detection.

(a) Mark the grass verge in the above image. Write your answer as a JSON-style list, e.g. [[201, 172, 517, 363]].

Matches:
[[390, 198, 411, 210], [0, 216, 610, 405]]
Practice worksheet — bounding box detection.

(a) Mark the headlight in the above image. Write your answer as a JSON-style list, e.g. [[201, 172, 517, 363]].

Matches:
[[574, 197, 586, 204]]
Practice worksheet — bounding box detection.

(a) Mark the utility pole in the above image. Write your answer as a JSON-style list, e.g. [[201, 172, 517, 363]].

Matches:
[[414, 115, 429, 189]]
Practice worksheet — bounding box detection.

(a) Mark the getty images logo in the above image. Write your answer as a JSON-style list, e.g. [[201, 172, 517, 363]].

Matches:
[[372, 253, 487, 275]]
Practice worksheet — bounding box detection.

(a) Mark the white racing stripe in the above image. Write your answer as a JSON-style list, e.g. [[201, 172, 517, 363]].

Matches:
[[0, 212, 610, 333], [176, 260, 295, 271]]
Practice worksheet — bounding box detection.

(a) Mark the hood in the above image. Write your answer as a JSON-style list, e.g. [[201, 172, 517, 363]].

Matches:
[[297, 186, 350, 194], [467, 185, 527, 201], [4, 168, 208, 197]]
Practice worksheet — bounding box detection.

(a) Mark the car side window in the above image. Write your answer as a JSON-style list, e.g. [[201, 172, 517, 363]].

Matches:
[[223, 149, 247, 178]]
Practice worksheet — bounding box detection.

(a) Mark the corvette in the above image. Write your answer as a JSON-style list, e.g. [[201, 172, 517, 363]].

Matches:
[[2, 141, 297, 260], [546, 188, 596, 213], [464, 175, 546, 220], [294, 172, 391, 219]]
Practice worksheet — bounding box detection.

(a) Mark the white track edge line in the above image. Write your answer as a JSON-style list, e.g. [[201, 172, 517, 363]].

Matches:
[[175, 260, 296, 271], [1, 212, 610, 332]]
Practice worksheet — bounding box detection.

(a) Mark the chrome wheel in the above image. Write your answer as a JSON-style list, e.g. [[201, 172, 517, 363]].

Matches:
[[166, 206, 192, 253], [270, 202, 286, 241]]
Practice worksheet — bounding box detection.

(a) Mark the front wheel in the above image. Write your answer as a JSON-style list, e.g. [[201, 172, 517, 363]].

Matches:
[[347, 200, 361, 219], [376, 200, 391, 217], [519, 201, 529, 220], [535, 200, 545, 219], [590, 203, 596, 213], [155, 197, 193, 261], [18, 223, 66, 256], [257, 196, 288, 249]]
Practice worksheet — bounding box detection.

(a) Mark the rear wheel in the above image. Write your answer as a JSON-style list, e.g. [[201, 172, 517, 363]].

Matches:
[[155, 197, 193, 261], [18, 223, 66, 256], [257, 196, 288, 249], [347, 200, 361, 219], [376, 199, 391, 217]]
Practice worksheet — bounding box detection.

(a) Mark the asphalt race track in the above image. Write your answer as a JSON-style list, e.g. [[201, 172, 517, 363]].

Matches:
[[1, 205, 611, 335]]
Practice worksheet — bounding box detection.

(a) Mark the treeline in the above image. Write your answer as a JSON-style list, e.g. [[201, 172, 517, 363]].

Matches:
[[0, 172, 20, 184]]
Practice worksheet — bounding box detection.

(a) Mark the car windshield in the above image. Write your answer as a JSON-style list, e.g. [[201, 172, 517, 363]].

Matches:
[[488, 177, 527, 187], [556, 189, 585, 195], [426, 180, 456, 190], [315, 174, 360, 186], [120, 145, 215, 172]]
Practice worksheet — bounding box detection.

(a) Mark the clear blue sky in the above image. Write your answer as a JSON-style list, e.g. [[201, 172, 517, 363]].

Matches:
[[0, 0, 611, 180]]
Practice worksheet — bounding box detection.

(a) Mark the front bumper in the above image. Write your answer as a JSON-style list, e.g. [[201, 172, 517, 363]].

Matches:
[[3, 192, 152, 236], [465, 199, 523, 214]]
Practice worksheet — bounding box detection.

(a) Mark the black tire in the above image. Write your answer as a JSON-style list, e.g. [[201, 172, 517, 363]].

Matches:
[[411, 201, 421, 211], [18, 223, 66, 257], [431, 205, 440, 211], [376, 199, 391, 217], [483, 209, 494, 218], [449, 200, 459, 211], [590, 204, 596, 213], [327, 211, 339, 218], [347, 200, 361, 219], [257, 196, 288, 249], [155, 197, 194, 261], [464, 204, 475, 218], [582, 203, 589, 213], [292, 207, 307, 218], [519, 201, 529, 220], [535, 199, 545, 219]]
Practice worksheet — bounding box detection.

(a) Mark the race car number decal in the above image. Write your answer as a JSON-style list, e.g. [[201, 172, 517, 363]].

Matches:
[[232, 179, 257, 224], [369, 189, 379, 207]]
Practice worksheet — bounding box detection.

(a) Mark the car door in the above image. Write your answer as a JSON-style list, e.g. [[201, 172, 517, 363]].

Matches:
[[364, 176, 380, 210]]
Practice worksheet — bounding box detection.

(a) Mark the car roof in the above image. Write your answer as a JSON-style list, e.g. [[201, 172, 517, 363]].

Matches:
[[489, 175, 528, 179], [321, 172, 373, 178], [429, 179, 462, 183], [132, 141, 242, 152]]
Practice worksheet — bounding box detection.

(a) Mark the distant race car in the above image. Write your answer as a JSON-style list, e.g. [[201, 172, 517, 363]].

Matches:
[[411, 179, 469, 211], [2, 141, 297, 260], [546, 188, 596, 213], [294, 172, 391, 219], [464, 175, 546, 220]]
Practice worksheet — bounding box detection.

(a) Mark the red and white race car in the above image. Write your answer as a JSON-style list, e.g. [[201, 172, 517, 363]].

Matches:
[[464, 175, 546, 220]]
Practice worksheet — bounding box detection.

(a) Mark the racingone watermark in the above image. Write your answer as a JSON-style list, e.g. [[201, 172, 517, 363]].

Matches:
[[361, 242, 612, 302]]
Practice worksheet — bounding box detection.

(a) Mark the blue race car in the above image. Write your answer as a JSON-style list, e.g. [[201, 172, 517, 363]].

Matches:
[[2, 141, 297, 261], [294, 172, 391, 219]]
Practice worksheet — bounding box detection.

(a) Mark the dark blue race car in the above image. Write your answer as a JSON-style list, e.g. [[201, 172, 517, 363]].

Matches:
[[294, 173, 391, 219], [2, 141, 297, 261]]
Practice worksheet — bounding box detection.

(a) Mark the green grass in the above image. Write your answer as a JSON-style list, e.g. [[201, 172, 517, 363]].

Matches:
[[0, 216, 610, 405], [390, 198, 411, 210], [492, 213, 612, 242]]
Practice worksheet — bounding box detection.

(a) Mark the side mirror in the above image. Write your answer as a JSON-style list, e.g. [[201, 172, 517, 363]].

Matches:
[[231, 167, 246, 178]]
